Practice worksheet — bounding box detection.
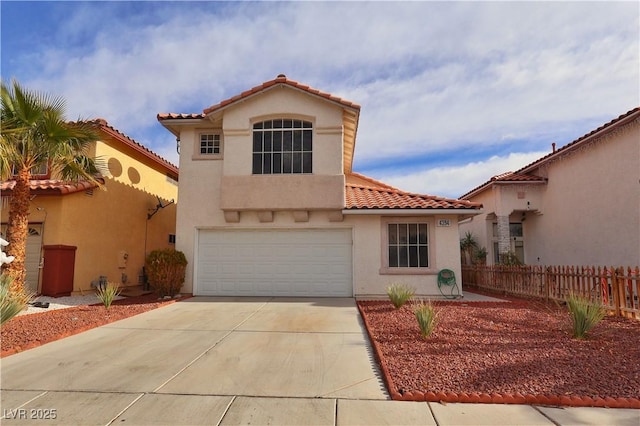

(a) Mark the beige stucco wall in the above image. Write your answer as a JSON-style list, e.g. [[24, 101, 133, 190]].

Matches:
[[173, 86, 466, 296], [175, 209, 464, 297], [461, 118, 640, 267], [526, 121, 639, 266]]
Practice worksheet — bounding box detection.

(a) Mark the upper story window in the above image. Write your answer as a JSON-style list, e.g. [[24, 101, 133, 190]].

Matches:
[[193, 132, 223, 160], [200, 134, 221, 154], [252, 119, 312, 174]]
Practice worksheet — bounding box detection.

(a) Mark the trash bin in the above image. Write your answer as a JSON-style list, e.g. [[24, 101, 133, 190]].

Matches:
[[41, 245, 77, 297]]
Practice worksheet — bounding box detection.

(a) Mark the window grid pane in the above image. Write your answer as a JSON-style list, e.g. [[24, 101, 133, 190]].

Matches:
[[252, 119, 312, 174], [388, 223, 429, 268], [200, 134, 220, 154]]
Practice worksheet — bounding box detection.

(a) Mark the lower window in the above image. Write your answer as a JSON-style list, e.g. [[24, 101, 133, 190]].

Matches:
[[387, 223, 429, 268]]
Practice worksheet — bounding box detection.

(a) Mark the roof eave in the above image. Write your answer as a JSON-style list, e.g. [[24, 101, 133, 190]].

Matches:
[[461, 179, 547, 200], [342, 208, 483, 216]]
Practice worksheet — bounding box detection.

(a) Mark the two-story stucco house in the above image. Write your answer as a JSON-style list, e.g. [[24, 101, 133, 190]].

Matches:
[[158, 75, 481, 298], [459, 107, 640, 267], [1, 119, 178, 296]]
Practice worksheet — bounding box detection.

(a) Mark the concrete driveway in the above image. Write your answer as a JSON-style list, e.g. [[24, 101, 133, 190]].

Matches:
[[1, 297, 387, 425], [2, 297, 638, 426]]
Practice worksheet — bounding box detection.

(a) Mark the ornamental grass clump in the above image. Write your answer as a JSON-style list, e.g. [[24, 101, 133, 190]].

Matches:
[[145, 249, 187, 298], [96, 281, 121, 309], [386, 283, 415, 309], [414, 301, 439, 338], [0, 274, 32, 325], [566, 292, 607, 339]]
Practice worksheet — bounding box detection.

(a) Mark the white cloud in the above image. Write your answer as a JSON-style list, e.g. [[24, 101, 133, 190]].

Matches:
[[6, 1, 638, 187], [376, 151, 548, 199]]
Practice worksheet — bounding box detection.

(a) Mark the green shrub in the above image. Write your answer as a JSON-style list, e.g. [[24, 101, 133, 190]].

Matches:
[[414, 301, 439, 338], [96, 281, 121, 309], [386, 283, 415, 309], [566, 293, 606, 339], [0, 274, 32, 325], [145, 249, 187, 297]]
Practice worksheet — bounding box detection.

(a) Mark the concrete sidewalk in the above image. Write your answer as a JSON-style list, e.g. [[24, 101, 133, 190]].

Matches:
[[1, 297, 638, 425]]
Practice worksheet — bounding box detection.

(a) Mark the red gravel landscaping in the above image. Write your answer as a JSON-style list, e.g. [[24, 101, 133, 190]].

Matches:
[[1, 294, 178, 357], [357, 293, 640, 407]]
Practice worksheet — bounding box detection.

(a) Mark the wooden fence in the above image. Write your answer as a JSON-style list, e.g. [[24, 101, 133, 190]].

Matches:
[[461, 265, 640, 319]]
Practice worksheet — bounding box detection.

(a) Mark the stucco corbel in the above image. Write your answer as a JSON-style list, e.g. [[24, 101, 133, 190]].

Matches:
[[223, 211, 241, 223], [328, 211, 344, 222], [257, 211, 274, 223], [292, 210, 309, 222]]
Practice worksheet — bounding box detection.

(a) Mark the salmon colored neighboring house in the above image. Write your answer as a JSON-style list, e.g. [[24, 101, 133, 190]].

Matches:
[[459, 107, 640, 267], [0, 119, 178, 296], [158, 75, 481, 298]]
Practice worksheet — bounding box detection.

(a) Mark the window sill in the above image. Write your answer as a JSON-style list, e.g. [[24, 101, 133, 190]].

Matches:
[[379, 267, 438, 275], [192, 154, 223, 161]]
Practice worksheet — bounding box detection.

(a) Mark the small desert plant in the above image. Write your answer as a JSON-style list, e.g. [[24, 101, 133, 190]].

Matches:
[[96, 281, 121, 309], [0, 274, 32, 325], [414, 301, 439, 338], [566, 292, 607, 339], [499, 251, 522, 266], [145, 249, 187, 297], [386, 283, 415, 309]]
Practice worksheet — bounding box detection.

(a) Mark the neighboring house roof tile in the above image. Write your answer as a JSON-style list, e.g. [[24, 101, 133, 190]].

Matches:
[[2, 119, 176, 198], [516, 107, 640, 174], [489, 172, 546, 182], [460, 106, 640, 199], [345, 175, 481, 210], [460, 171, 547, 199], [90, 118, 179, 175], [1, 179, 103, 196]]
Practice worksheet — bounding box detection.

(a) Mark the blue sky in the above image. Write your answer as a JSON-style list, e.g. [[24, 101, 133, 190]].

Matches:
[[2, 1, 638, 198]]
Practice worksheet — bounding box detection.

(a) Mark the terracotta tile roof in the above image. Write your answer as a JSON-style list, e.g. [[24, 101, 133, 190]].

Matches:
[[491, 172, 546, 183], [157, 75, 361, 121], [345, 172, 400, 190], [345, 175, 481, 210], [156, 113, 205, 121], [1, 179, 103, 196], [202, 74, 361, 115], [460, 172, 547, 199], [90, 119, 178, 175]]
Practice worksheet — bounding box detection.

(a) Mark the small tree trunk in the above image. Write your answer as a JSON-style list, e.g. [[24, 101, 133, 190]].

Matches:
[[5, 168, 31, 294]]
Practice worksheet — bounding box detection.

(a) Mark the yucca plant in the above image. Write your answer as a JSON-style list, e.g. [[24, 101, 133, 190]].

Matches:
[[566, 292, 607, 339], [0, 273, 32, 325], [414, 301, 439, 338], [386, 283, 415, 309], [96, 281, 121, 309]]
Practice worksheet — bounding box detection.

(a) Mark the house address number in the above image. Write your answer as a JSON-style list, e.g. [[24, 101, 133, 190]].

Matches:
[[437, 219, 451, 227]]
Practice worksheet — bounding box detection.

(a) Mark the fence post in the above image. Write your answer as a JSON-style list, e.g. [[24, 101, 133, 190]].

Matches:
[[611, 266, 621, 317]]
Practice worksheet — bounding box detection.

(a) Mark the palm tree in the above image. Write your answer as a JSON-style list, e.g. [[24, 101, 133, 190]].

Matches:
[[0, 79, 103, 293], [459, 231, 478, 266]]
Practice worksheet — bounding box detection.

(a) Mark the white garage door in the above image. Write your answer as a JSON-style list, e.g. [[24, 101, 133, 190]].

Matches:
[[196, 229, 352, 297]]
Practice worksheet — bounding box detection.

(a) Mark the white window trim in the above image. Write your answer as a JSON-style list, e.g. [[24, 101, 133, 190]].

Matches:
[[379, 216, 437, 275], [192, 131, 223, 160], [251, 118, 313, 175]]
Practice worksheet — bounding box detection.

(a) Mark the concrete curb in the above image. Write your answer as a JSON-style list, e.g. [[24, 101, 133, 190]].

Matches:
[[356, 302, 640, 409]]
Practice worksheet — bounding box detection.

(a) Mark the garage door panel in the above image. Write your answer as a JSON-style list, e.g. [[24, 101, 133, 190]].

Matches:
[[196, 229, 352, 297]]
